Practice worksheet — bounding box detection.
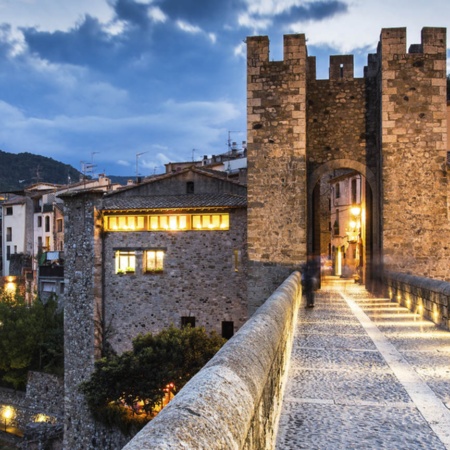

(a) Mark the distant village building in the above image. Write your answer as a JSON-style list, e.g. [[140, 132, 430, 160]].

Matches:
[[329, 170, 365, 278], [0, 175, 119, 300]]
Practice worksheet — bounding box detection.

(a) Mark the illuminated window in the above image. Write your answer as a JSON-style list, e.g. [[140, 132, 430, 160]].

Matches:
[[191, 214, 229, 230], [144, 250, 165, 273], [104, 213, 229, 231], [106, 216, 146, 231], [149, 215, 189, 231], [115, 251, 136, 274]]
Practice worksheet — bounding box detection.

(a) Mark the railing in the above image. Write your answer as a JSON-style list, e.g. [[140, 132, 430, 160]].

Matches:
[[123, 271, 302, 450]]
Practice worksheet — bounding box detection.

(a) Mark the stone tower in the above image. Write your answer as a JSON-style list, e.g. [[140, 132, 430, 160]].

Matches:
[[379, 28, 449, 278], [246, 35, 308, 312], [247, 27, 449, 308]]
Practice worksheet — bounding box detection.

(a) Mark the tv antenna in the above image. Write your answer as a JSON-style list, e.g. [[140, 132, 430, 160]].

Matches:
[[136, 151, 149, 180]]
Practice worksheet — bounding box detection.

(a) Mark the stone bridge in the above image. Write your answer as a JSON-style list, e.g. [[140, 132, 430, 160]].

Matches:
[[124, 272, 450, 449]]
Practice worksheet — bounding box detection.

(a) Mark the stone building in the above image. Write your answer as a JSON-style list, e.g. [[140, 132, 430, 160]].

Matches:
[[61, 166, 248, 448], [247, 27, 448, 308]]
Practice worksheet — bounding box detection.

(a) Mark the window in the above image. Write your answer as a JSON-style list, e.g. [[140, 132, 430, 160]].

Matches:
[[333, 209, 340, 236], [57, 219, 63, 232], [6, 246, 10, 261], [144, 250, 164, 273], [222, 321, 234, 339], [186, 181, 194, 194], [104, 213, 230, 232], [42, 282, 56, 293], [6, 207, 12, 216], [149, 215, 188, 231], [37, 216, 42, 227], [37, 236, 42, 251], [192, 214, 229, 230], [6, 227, 11, 242], [233, 250, 240, 272], [45, 236, 50, 249], [115, 250, 136, 274], [181, 316, 196, 328], [335, 183, 340, 199], [107, 215, 146, 231], [351, 179, 357, 204], [45, 216, 50, 232]]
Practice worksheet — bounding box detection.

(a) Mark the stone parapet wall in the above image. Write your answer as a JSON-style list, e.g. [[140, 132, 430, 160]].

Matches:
[[123, 271, 301, 450], [384, 271, 450, 330]]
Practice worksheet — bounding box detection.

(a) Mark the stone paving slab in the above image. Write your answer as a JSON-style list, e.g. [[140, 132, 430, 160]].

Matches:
[[276, 278, 450, 450], [277, 402, 446, 450], [285, 368, 412, 404]]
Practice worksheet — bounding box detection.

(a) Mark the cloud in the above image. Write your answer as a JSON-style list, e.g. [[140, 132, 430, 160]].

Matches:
[[176, 20, 202, 34], [237, 0, 348, 32], [0, 0, 114, 33]]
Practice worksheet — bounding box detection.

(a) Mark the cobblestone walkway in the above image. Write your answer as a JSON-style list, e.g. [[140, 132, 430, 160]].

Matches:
[[275, 277, 450, 450]]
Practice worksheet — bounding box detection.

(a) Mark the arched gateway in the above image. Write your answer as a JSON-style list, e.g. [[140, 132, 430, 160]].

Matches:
[[246, 28, 448, 311]]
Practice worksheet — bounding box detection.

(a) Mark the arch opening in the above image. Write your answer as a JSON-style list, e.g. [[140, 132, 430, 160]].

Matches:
[[308, 161, 380, 290]]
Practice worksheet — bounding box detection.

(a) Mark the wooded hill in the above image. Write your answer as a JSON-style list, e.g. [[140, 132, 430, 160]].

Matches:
[[0, 150, 81, 191]]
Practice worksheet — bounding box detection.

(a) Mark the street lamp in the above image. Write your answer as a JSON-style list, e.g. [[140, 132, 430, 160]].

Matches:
[[2, 406, 14, 432]]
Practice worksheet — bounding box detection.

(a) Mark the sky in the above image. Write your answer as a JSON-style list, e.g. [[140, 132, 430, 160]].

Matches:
[[0, 0, 449, 178]]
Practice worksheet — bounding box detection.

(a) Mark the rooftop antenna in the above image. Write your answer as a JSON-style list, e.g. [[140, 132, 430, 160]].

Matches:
[[227, 131, 241, 152], [192, 148, 196, 162], [136, 151, 148, 181]]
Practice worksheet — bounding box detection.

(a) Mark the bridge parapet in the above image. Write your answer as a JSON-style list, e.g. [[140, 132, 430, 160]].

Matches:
[[385, 272, 450, 330], [123, 271, 301, 450]]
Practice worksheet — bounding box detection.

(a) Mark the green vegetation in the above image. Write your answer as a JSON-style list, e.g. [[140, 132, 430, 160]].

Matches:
[[0, 291, 64, 390], [81, 325, 226, 435], [0, 150, 80, 191]]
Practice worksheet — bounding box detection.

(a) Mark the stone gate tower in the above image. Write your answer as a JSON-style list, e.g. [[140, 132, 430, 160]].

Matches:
[[247, 27, 448, 309]]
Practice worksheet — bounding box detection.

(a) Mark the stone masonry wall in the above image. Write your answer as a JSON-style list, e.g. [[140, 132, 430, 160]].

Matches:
[[123, 271, 301, 450], [103, 207, 248, 354], [385, 271, 450, 330], [246, 35, 308, 313], [380, 27, 449, 279], [306, 57, 368, 174], [62, 192, 128, 450]]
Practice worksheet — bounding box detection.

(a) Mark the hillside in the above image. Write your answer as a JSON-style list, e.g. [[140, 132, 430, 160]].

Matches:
[[0, 150, 82, 191]]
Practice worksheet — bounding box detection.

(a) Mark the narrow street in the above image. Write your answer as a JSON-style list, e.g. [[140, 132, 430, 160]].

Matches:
[[276, 277, 450, 449]]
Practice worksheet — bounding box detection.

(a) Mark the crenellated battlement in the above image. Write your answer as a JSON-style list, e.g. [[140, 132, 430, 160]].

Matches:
[[378, 26, 447, 60]]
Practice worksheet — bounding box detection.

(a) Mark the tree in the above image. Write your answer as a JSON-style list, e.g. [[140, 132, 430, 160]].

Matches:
[[0, 291, 64, 389], [81, 325, 226, 434]]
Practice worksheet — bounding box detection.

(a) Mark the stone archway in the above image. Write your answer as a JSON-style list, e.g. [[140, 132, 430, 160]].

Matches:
[[307, 159, 380, 288]]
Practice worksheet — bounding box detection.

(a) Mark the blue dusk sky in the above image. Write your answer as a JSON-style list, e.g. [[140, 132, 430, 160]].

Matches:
[[0, 0, 449, 177]]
